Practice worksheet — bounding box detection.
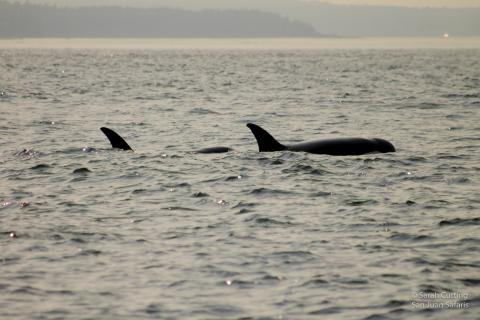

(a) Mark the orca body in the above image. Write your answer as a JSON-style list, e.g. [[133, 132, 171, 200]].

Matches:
[[246, 123, 395, 156], [100, 127, 133, 151], [196, 146, 232, 154]]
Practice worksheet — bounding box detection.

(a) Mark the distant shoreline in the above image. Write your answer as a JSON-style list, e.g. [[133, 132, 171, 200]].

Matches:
[[1, 37, 480, 50]]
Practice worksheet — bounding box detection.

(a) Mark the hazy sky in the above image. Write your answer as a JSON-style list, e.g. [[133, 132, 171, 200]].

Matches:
[[13, 0, 480, 7], [319, 0, 480, 7]]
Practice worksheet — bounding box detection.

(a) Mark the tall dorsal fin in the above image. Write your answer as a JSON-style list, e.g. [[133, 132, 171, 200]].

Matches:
[[246, 123, 286, 152], [100, 127, 133, 151]]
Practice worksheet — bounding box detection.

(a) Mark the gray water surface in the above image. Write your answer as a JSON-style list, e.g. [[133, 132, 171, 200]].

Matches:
[[1, 49, 479, 319]]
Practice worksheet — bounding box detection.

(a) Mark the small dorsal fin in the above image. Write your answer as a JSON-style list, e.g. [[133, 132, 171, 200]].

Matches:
[[246, 123, 285, 152], [100, 127, 133, 151]]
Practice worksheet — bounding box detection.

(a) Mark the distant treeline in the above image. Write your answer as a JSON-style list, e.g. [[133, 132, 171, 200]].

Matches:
[[0, 1, 319, 38]]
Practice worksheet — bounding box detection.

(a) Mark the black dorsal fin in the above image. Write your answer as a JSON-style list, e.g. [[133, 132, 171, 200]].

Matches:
[[100, 127, 133, 151], [246, 123, 286, 152]]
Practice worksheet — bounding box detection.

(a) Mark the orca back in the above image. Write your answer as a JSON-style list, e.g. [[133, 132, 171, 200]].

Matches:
[[196, 146, 232, 154]]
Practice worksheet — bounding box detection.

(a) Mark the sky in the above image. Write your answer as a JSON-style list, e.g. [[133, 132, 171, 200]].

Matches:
[[317, 0, 480, 7], [11, 0, 480, 7]]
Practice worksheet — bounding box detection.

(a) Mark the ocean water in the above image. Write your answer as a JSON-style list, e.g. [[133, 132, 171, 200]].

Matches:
[[1, 44, 479, 320]]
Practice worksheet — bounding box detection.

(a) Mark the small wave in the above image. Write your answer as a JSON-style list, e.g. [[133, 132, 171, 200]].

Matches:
[[388, 233, 433, 241], [77, 249, 102, 256], [245, 215, 292, 226], [435, 155, 463, 160], [218, 278, 254, 288], [440, 259, 478, 268], [70, 177, 88, 183], [192, 191, 209, 198], [301, 277, 329, 287], [272, 250, 314, 257], [250, 217, 288, 225], [216, 199, 229, 206], [48, 234, 64, 241], [1, 200, 30, 210], [361, 314, 394, 320], [443, 93, 480, 99], [134, 96, 155, 100], [72, 87, 89, 95], [224, 175, 244, 181], [132, 188, 147, 194], [439, 217, 480, 226], [405, 156, 428, 163], [166, 280, 188, 287], [309, 191, 332, 197], [260, 273, 284, 282], [397, 102, 440, 110], [447, 126, 464, 131], [23, 92, 49, 100], [188, 107, 219, 115], [235, 208, 252, 214], [461, 295, 480, 306], [282, 164, 330, 175], [309, 307, 342, 315], [459, 237, 480, 244], [344, 198, 378, 206], [35, 120, 63, 126], [269, 159, 285, 165], [231, 202, 257, 209], [447, 177, 471, 184], [12, 285, 43, 295], [458, 278, 480, 287], [336, 278, 369, 285], [70, 238, 86, 244], [380, 274, 408, 279], [162, 92, 179, 99], [14, 149, 40, 158], [417, 102, 441, 109], [0, 256, 20, 265], [417, 284, 450, 293], [162, 206, 198, 211], [192, 303, 246, 318], [451, 136, 480, 142], [166, 182, 191, 188], [58, 201, 86, 208], [82, 146, 97, 153], [248, 187, 294, 196], [30, 164, 50, 170], [404, 257, 433, 266], [363, 157, 400, 165], [264, 111, 289, 117], [383, 299, 409, 308], [149, 107, 175, 112], [251, 156, 286, 166]]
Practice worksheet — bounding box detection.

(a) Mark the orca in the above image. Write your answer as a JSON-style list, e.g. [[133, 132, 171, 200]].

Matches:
[[100, 127, 231, 153], [100, 127, 133, 151], [246, 123, 395, 156]]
